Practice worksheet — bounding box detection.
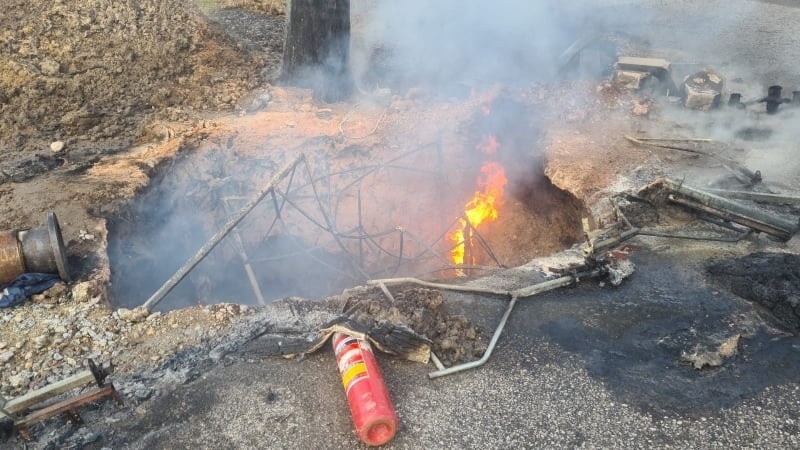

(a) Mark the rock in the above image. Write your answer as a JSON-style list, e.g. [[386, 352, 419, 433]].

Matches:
[[71, 281, 98, 303], [39, 58, 61, 76], [0, 342, 6, 349], [117, 306, 149, 323], [33, 334, 50, 349], [8, 372, 30, 388], [49, 140, 65, 153], [245, 92, 272, 113], [44, 282, 68, 299], [52, 352, 63, 361], [0, 350, 15, 363], [632, 99, 650, 116], [683, 69, 723, 111], [682, 334, 741, 369], [613, 70, 652, 90]]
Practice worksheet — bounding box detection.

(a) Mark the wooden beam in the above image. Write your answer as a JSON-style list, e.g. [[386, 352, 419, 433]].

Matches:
[[1, 370, 94, 417]]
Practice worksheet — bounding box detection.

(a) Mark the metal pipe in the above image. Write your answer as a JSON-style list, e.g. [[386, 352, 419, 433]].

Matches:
[[665, 191, 797, 242], [463, 214, 505, 268], [702, 189, 800, 206], [429, 352, 445, 371], [428, 296, 518, 379], [142, 154, 304, 311]]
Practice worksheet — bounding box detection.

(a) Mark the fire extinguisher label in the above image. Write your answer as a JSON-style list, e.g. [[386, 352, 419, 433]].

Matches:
[[334, 335, 371, 394], [341, 361, 368, 393]]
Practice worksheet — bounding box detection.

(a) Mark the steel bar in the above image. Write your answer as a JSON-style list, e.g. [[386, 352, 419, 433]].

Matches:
[[582, 228, 640, 257], [357, 188, 364, 270], [463, 214, 505, 268], [376, 281, 395, 303], [429, 352, 446, 371], [656, 178, 798, 236], [370, 269, 601, 300], [142, 154, 304, 311], [426, 269, 602, 379], [638, 229, 752, 243], [657, 178, 798, 240], [703, 189, 800, 206], [302, 159, 371, 281], [626, 136, 761, 184], [428, 296, 517, 379], [222, 199, 266, 306]]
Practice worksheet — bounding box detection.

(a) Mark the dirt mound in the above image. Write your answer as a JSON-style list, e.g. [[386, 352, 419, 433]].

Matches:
[[348, 288, 487, 366], [707, 252, 800, 331], [0, 0, 265, 170]]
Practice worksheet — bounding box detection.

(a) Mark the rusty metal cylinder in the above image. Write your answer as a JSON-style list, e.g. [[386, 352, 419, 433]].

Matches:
[[0, 212, 70, 285], [0, 230, 26, 284]]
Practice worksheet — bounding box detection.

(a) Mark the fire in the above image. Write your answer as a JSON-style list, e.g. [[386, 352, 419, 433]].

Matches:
[[449, 161, 507, 266]]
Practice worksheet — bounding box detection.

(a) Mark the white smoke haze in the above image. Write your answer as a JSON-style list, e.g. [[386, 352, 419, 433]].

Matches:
[[111, 1, 800, 310]]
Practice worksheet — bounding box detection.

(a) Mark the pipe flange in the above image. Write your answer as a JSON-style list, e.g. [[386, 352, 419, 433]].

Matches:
[[47, 212, 70, 282]]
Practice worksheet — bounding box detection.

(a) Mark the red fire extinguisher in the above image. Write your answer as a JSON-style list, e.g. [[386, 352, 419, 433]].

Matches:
[[332, 332, 398, 446]]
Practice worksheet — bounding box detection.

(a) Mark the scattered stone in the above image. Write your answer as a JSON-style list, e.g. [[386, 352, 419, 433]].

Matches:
[[245, 91, 272, 113], [8, 372, 30, 388], [49, 140, 65, 153], [33, 334, 50, 349], [72, 281, 98, 303], [39, 58, 61, 76], [117, 306, 149, 323], [44, 282, 69, 299], [631, 99, 650, 116], [1, 349, 15, 363], [614, 70, 652, 90], [52, 352, 63, 361], [682, 334, 741, 370]]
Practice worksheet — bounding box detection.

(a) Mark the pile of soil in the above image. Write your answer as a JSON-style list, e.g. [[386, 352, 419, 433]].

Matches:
[[0, 0, 267, 173], [707, 252, 800, 331], [349, 287, 487, 366]]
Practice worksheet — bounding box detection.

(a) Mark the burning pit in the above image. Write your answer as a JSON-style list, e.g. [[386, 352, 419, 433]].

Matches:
[[107, 93, 587, 311]]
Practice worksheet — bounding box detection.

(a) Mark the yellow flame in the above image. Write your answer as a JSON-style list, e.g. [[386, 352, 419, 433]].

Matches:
[[449, 162, 507, 266]]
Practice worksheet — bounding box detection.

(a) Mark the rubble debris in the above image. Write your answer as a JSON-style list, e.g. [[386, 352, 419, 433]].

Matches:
[[708, 252, 800, 331], [606, 258, 636, 286], [682, 69, 723, 111], [624, 135, 762, 186], [332, 333, 398, 446], [1, 360, 109, 419], [115, 307, 150, 324], [3, 358, 121, 440], [681, 334, 741, 370], [641, 178, 799, 242], [242, 288, 482, 367], [614, 56, 677, 94], [613, 70, 653, 90]]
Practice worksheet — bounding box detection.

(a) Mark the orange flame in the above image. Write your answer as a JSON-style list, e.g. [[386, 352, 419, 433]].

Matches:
[[449, 161, 507, 266]]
